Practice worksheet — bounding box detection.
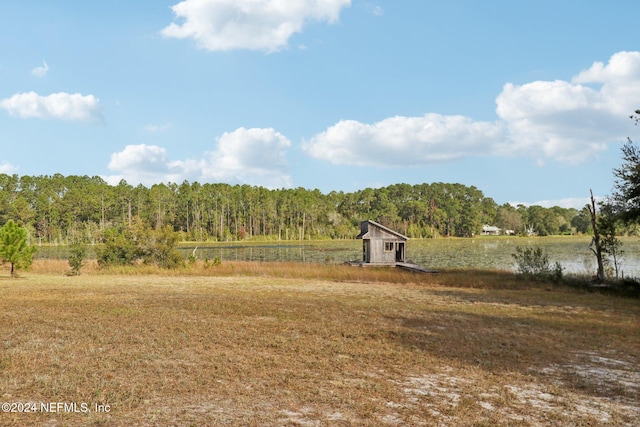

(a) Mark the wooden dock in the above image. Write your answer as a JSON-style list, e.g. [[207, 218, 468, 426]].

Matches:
[[345, 261, 438, 273], [395, 262, 438, 273]]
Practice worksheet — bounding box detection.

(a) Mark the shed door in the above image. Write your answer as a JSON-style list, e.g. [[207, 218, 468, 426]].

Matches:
[[395, 242, 405, 262], [363, 240, 370, 262]]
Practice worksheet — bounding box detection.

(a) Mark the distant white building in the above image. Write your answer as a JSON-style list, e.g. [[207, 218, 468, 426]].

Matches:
[[481, 225, 501, 236]]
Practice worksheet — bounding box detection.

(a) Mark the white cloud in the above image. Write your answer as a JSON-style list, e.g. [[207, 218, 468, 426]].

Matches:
[[106, 144, 196, 186], [109, 144, 174, 174], [31, 60, 49, 77], [372, 5, 383, 16], [143, 123, 172, 133], [203, 127, 291, 182], [572, 51, 640, 85], [509, 197, 595, 210], [0, 162, 18, 174], [161, 0, 351, 52], [306, 51, 640, 167], [0, 92, 102, 122], [105, 127, 292, 188], [495, 80, 614, 163], [495, 52, 640, 163], [304, 114, 507, 166]]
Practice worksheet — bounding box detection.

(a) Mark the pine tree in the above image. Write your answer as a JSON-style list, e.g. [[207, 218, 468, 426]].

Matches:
[[0, 220, 36, 277]]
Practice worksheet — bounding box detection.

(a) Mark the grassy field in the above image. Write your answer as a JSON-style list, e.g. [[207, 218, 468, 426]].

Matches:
[[0, 261, 638, 426]]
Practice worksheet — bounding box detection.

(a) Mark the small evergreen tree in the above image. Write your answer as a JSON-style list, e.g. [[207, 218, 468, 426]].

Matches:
[[0, 220, 36, 277], [67, 241, 87, 276]]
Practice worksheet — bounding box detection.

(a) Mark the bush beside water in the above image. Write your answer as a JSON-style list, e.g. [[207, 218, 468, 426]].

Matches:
[[512, 246, 563, 282]]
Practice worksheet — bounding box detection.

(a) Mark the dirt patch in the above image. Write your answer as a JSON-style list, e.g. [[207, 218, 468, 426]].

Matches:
[[382, 350, 640, 426], [540, 351, 638, 393]]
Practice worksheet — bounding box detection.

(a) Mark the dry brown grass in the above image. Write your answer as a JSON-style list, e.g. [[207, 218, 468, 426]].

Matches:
[[23, 259, 560, 289], [0, 260, 638, 426]]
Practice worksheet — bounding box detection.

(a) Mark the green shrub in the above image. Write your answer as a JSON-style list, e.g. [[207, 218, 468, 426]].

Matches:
[[137, 225, 183, 269], [204, 257, 222, 268], [512, 246, 563, 281], [97, 227, 139, 267], [97, 219, 183, 269]]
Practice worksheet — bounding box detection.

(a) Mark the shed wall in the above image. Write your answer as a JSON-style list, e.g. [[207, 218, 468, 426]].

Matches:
[[358, 220, 408, 264], [367, 240, 405, 263]]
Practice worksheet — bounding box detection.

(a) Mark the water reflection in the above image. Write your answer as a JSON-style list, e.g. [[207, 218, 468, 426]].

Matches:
[[180, 244, 361, 265]]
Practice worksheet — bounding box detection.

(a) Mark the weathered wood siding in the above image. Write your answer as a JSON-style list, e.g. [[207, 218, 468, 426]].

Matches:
[[357, 220, 408, 264], [370, 240, 397, 263]]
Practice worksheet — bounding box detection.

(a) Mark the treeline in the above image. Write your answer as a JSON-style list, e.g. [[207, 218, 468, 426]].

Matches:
[[0, 174, 593, 244]]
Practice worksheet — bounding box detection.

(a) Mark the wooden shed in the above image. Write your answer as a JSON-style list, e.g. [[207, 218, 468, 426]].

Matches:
[[356, 220, 408, 264]]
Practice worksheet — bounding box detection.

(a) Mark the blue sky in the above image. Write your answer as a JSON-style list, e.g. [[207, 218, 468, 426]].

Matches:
[[1, 1, 639, 208]]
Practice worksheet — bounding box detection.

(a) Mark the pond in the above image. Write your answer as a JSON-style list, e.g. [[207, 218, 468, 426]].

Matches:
[[35, 236, 640, 277]]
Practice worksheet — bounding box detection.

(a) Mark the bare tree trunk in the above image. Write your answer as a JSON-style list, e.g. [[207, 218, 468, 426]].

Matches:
[[588, 189, 605, 282], [101, 193, 105, 230]]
